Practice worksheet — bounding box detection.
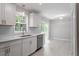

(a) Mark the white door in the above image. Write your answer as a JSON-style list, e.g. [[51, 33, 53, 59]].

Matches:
[[23, 39, 30, 56], [4, 3, 16, 25]]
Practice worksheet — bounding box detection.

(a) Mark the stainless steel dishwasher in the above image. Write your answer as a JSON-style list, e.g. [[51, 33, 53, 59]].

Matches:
[[37, 34, 43, 49]]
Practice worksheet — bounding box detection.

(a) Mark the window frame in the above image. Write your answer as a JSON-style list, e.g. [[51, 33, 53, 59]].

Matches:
[[14, 11, 29, 33]]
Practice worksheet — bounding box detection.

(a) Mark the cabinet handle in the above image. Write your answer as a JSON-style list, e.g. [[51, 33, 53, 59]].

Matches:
[[4, 46, 10, 56], [5, 48, 9, 56], [8, 48, 10, 53]]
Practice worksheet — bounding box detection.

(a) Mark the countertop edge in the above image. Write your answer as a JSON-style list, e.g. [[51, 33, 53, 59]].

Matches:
[[0, 33, 44, 43]]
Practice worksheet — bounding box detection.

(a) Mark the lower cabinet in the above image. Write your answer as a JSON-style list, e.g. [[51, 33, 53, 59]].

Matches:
[[0, 48, 5, 56], [9, 40, 22, 56], [0, 40, 22, 56], [30, 37, 37, 54], [0, 36, 37, 56], [23, 36, 37, 56], [23, 38, 30, 56]]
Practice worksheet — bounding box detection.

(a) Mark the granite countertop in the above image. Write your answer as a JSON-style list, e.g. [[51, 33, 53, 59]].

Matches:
[[0, 33, 45, 43], [0, 36, 23, 43]]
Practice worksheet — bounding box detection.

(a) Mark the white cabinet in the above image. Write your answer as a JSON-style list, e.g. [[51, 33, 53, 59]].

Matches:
[[4, 3, 16, 25], [0, 36, 37, 56], [0, 3, 16, 25], [23, 36, 37, 56], [30, 37, 37, 53], [0, 4, 3, 24], [0, 48, 5, 56], [0, 40, 22, 56], [23, 38, 30, 56], [29, 13, 40, 27], [9, 40, 22, 56], [0, 42, 9, 56]]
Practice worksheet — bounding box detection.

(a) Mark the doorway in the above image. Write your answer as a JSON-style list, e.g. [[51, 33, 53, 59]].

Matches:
[[39, 22, 49, 44]]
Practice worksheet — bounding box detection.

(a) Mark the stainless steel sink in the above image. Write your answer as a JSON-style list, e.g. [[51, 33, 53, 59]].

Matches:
[[21, 35, 32, 37]]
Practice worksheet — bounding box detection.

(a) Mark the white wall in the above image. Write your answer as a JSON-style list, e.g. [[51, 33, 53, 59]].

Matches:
[[72, 4, 77, 56], [49, 4, 76, 56], [49, 16, 73, 41]]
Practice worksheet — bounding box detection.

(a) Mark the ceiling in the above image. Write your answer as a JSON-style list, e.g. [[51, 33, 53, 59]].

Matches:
[[16, 3, 75, 20]]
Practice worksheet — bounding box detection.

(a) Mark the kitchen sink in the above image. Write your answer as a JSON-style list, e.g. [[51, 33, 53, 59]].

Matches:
[[21, 35, 32, 37]]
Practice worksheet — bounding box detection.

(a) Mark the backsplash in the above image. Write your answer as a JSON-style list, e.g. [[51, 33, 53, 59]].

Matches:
[[0, 25, 41, 38], [28, 27, 41, 34], [0, 26, 15, 38]]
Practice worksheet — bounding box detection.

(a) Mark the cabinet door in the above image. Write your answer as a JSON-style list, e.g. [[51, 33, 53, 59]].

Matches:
[[0, 48, 5, 56], [30, 37, 37, 53], [33, 14, 39, 27], [0, 42, 10, 56], [9, 40, 22, 56], [0, 4, 1, 24], [0, 4, 7, 25], [0, 4, 3, 24], [4, 3, 16, 25], [23, 39, 30, 56], [29, 13, 34, 27], [29, 13, 39, 27]]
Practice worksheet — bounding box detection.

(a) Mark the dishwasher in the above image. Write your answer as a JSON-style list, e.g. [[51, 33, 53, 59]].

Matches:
[[37, 34, 43, 50]]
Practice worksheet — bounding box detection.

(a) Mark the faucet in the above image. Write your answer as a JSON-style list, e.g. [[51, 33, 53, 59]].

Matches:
[[22, 27, 26, 35], [22, 30, 25, 35]]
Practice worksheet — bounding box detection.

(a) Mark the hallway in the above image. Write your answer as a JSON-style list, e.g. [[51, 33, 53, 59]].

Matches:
[[32, 39, 73, 56]]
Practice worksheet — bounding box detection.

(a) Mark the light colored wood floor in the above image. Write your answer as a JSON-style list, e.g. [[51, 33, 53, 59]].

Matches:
[[32, 39, 73, 56]]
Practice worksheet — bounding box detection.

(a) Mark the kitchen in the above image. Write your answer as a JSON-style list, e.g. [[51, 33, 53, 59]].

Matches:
[[0, 3, 77, 56]]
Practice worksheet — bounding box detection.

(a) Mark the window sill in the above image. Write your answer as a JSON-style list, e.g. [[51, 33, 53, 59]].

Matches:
[[14, 31, 23, 36], [14, 31, 23, 33]]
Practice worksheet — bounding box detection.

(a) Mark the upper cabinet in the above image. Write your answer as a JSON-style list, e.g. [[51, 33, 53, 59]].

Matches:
[[0, 3, 16, 25], [28, 13, 40, 27], [0, 4, 2, 24]]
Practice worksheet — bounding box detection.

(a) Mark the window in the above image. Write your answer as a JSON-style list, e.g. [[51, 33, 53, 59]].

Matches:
[[15, 11, 28, 32], [39, 23, 48, 32]]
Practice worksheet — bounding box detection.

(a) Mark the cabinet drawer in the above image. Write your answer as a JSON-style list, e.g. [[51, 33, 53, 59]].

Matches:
[[8, 40, 22, 46], [0, 40, 22, 48]]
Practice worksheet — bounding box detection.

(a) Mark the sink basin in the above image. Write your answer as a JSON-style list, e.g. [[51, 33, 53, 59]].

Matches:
[[21, 35, 32, 37]]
